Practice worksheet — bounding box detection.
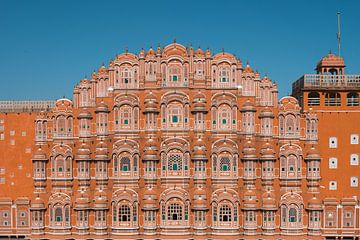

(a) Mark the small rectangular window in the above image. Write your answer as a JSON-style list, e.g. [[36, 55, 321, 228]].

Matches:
[[351, 134, 359, 144], [350, 176, 358, 187], [329, 137, 337, 148], [329, 181, 337, 190], [329, 157, 338, 169], [10, 130, 15, 136], [21, 131, 26, 137], [172, 116, 178, 123], [350, 154, 359, 166]]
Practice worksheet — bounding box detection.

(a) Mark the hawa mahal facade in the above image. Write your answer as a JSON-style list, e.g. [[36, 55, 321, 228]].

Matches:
[[0, 42, 359, 240]]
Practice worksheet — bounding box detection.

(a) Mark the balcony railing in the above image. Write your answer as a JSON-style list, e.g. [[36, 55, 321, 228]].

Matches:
[[0, 100, 55, 113], [293, 74, 360, 91]]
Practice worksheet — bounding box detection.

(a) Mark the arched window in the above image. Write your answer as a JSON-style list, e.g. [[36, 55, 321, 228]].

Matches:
[[289, 208, 297, 222], [120, 157, 130, 171], [169, 65, 181, 82], [55, 208, 62, 222], [167, 203, 182, 221], [165, 150, 187, 177], [218, 105, 231, 129], [49, 194, 71, 228], [219, 205, 231, 222], [347, 92, 359, 106], [308, 92, 320, 106], [219, 67, 230, 83], [220, 157, 230, 171], [325, 92, 341, 106], [285, 114, 296, 136], [122, 68, 131, 84], [119, 205, 131, 222]]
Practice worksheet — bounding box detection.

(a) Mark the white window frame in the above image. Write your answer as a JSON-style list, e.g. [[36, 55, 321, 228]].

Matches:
[[329, 157, 338, 169], [329, 181, 337, 190], [350, 134, 359, 144], [350, 176, 358, 187], [329, 137, 337, 148], [350, 154, 359, 166]]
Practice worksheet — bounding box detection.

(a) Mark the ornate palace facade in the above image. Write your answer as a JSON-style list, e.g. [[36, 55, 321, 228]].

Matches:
[[0, 42, 358, 239]]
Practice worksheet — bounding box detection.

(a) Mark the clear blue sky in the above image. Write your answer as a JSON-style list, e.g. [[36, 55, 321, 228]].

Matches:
[[1, 0, 359, 100]]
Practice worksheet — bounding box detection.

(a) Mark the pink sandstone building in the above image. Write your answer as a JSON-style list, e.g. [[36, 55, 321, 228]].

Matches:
[[0, 42, 359, 240]]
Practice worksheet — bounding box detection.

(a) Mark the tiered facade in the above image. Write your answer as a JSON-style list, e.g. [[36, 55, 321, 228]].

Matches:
[[0, 42, 358, 239]]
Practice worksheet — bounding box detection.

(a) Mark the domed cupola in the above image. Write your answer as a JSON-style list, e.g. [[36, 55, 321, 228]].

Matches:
[[95, 141, 109, 161], [30, 195, 46, 210], [191, 91, 208, 113], [75, 142, 91, 161], [144, 92, 159, 113], [195, 47, 205, 57], [261, 191, 277, 210], [143, 138, 159, 161], [305, 144, 320, 160], [146, 47, 156, 57], [306, 194, 322, 211], [74, 192, 91, 210], [243, 189, 259, 210], [242, 139, 257, 160], [93, 189, 108, 210], [95, 101, 110, 113], [77, 109, 92, 119], [32, 146, 47, 161], [259, 107, 274, 119], [192, 138, 207, 161], [142, 186, 158, 211], [193, 186, 208, 210], [240, 100, 256, 113], [260, 141, 276, 160]]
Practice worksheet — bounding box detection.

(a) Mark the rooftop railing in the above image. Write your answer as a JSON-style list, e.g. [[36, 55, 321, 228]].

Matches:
[[293, 74, 360, 92], [0, 100, 55, 113]]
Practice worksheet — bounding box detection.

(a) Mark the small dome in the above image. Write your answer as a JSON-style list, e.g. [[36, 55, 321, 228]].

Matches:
[[30, 196, 45, 209], [259, 107, 274, 118], [243, 189, 258, 209], [146, 47, 155, 56], [243, 64, 254, 74], [240, 100, 256, 112], [242, 140, 257, 159], [32, 146, 47, 161], [316, 52, 345, 69], [305, 145, 320, 160], [193, 186, 207, 197], [260, 142, 275, 159], [98, 64, 108, 75], [95, 141, 108, 160], [193, 91, 206, 101], [307, 195, 322, 210], [143, 138, 159, 161], [142, 187, 158, 210], [193, 186, 208, 210], [144, 92, 159, 113], [192, 138, 207, 160], [93, 189, 108, 209], [77, 109, 92, 119], [76, 142, 91, 161], [195, 47, 205, 56], [75, 193, 90, 209], [95, 101, 110, 113], [261, 191, 277, 209]]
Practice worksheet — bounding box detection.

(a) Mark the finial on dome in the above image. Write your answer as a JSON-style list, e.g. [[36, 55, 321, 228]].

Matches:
[[222, 48, 224, 54], [173, 38, 176, 44], [125, 47, 128, 54]]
